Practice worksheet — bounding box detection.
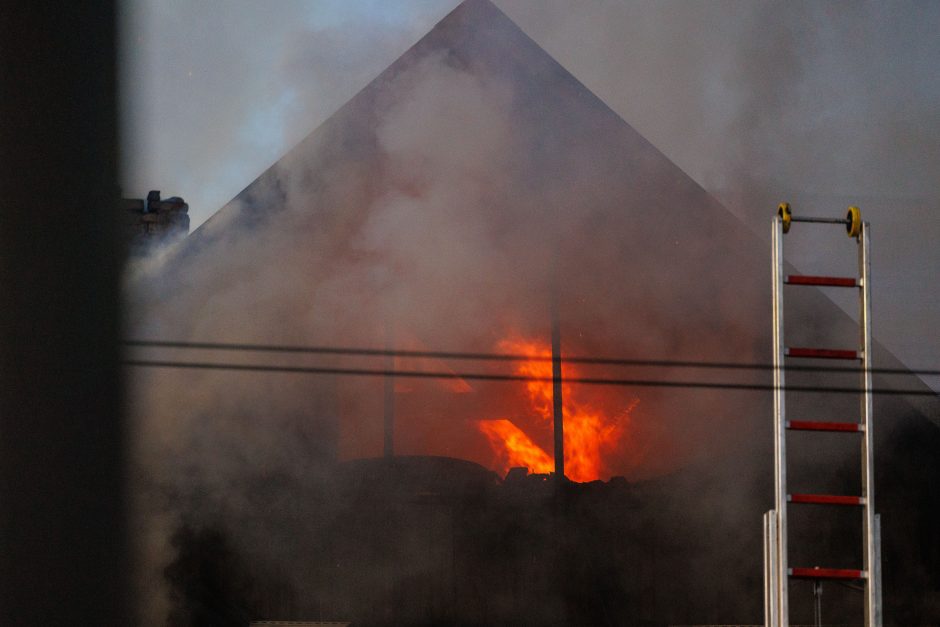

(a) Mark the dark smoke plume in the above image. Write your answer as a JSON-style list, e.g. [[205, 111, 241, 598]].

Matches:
[[125, 1, 940, 624]]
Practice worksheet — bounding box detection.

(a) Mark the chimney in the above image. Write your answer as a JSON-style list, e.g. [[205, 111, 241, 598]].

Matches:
[[145, 190, 160, 213]]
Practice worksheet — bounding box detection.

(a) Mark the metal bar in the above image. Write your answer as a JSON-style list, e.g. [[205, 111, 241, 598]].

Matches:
[[383, 319, 395, 458], [772, 217, 789, 626], [873, 514, 883, 626], [764, 510, 779, 627], [786, 347, 860, 360], [790, 567, 866, 580], [764, 512, 770, 627], [785, 275, 858, 288], [788, 493, 865, 506], [790, 216, 851, 224], [786, 420, 863, 433], [859, 222, 881, 627], [551, 279, 565, 482], [813, 580, 823, 627]]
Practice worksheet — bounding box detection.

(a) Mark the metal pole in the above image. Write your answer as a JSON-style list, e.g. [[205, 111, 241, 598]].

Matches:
[[790, 216, 851, 225], [813, 581, 823, 627], [383, 318, 395, 458], [764, 512, 770, 627], [772, 217, 789, 626], [873, 514, 883, 624], [764, 512, 769, 627], [551, 286, 565, 482], [859, 222, 881, 626], [764, 510, 779, 627]]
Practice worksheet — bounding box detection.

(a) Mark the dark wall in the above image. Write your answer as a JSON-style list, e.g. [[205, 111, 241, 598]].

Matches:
[[0, 3, 128, 624]]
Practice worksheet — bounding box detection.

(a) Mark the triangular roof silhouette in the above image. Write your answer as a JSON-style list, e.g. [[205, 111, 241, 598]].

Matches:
[[152, 0, 935, 430], [134, 1, 939, 620], [148, 0, 777, 466]]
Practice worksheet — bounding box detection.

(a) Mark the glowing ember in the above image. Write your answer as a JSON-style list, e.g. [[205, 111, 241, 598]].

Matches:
[[477, 336, 637, 482]]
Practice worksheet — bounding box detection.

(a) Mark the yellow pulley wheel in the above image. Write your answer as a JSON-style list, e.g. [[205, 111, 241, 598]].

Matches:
[[846, 205, 861, 238], [777, 202, 792, 233]]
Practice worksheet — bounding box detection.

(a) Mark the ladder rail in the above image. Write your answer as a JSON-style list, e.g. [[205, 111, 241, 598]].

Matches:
[[771, 216, 789, 626], [859, 222, 882, 626], [765, 208, 882, 627], [764, 510, 779, 627]]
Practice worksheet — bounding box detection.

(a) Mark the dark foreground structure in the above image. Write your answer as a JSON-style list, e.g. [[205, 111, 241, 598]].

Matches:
[[1, 3, 130, 625], [165, 442, 940, 626]]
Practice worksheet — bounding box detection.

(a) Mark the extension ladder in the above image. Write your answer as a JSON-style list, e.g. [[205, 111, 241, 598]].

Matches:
[[763, 204, 883, 627]]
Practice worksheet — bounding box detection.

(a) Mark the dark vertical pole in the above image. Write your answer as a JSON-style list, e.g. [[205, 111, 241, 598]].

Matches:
[[383, 318, 395, 457], [550, 264, 569, 626], [813, 580, 823, 627], [0, 3, 127, 625], [551, 282, 565, 482]]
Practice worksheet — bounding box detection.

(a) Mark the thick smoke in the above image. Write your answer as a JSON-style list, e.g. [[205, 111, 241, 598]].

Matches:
[[124, 1, 939, 624], [119, 0, 456, 228], [123, 0, 940, 385], [497, 0, 940, 389]]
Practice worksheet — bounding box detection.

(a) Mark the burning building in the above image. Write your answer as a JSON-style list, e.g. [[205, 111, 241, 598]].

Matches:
[[128, 1, 940, 624]]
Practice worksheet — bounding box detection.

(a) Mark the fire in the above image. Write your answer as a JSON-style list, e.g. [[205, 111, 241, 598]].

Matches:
[[477, 419, 554, 475], [477, 336, 637, 482]]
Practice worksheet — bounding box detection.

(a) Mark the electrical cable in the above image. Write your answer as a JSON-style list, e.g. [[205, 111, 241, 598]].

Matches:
[[124, 339, 940, 377], [123, 359, 938, 397]]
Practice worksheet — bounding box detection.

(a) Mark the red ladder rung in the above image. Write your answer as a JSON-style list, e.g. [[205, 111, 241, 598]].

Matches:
[[786, 347, 860, 360], [785, 275, 858, 287], [789, 567, 866, 580], [788, 493, 865, 506], [786, 420, 863, 432]]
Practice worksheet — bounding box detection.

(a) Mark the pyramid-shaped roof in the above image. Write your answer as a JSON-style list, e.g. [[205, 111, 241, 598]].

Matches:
[[132, 1, 939, 621], [138, 0, 937, 465]]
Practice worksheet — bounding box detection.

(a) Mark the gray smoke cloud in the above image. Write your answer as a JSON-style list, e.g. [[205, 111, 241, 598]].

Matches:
[[120, 0, 456, 227], [125, 9, 765, 619], [121, 1, 939, 623], [496, 0, 940, 389], [122, 0, 940, 388], [126, 36, 530, 623]]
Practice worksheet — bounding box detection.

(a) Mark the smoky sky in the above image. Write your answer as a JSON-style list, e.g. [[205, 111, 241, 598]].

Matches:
[[120, 3, 940, 623], [124, 3, 781, 618], [120, 0, 940, 391]]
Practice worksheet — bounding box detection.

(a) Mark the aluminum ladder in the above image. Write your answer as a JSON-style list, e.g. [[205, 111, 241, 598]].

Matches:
[[763, 203, 883, 627]]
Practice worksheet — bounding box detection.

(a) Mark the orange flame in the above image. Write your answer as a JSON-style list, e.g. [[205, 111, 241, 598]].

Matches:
[[477, 336, 636, 482], [477, 419, 554, 475]]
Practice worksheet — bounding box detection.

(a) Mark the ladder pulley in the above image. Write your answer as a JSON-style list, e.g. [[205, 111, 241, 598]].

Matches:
[[776, 202, 863, 238]]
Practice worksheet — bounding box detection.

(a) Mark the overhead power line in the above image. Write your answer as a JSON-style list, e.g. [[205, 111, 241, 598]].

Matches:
[[123, 359, 938, 397], [124, 339, 940, 377]]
